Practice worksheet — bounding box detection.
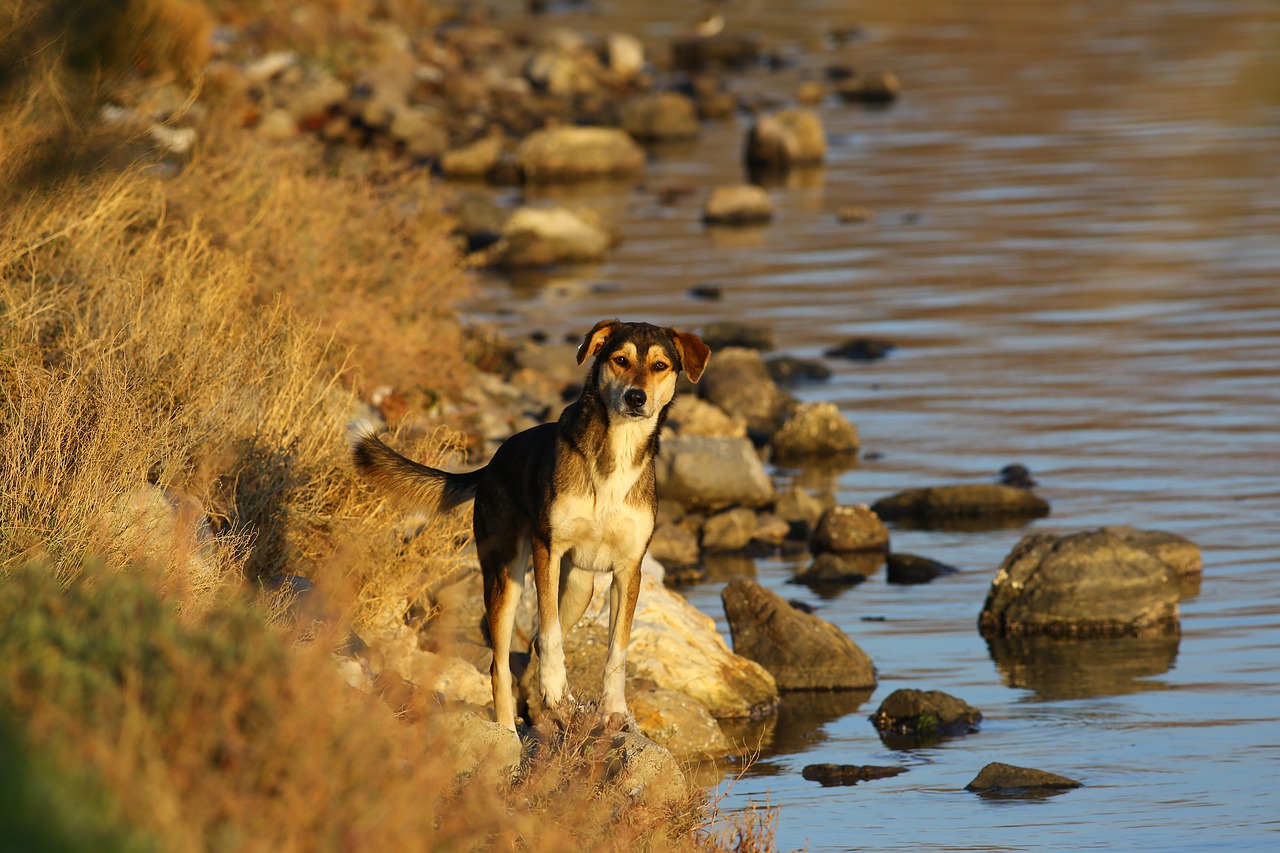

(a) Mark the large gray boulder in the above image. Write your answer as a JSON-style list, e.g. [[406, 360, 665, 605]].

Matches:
[[722, 579, 876, 690], [656, 434, 774, 509], [978, 528, 1182, 638]]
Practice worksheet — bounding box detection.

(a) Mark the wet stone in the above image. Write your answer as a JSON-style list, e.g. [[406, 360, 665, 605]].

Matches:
[[802, 763, 907, 787]]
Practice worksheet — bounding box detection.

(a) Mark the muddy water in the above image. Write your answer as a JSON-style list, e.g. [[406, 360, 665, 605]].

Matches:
[[472, 1, 1280, 849]]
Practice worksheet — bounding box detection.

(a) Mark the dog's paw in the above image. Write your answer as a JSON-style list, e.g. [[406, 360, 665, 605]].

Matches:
[[598, 709, 637, 737]]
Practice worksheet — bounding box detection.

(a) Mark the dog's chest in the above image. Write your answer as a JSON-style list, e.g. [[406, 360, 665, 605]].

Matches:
[[550, 460, 653, 572]]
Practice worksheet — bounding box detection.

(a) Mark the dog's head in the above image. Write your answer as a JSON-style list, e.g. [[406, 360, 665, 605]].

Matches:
[[576, 319, 711, 420]]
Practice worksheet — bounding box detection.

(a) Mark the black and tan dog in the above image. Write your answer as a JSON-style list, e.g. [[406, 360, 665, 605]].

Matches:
[[349, 319, 710, 732]]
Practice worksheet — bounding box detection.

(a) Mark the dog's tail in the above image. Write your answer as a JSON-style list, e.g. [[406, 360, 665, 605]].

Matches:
[[348, 420, 482, 514]]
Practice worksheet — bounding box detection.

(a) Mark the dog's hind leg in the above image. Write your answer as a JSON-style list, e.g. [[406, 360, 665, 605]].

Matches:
[[600, 559, 642, 733], [482, 536, 529, 732], [557, 560, 596, 634]]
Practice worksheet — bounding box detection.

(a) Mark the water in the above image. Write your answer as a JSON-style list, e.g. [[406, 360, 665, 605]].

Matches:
[[472, 1, 1280, 848]]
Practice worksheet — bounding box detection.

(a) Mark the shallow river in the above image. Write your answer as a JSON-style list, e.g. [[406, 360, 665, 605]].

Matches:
[[471, 1, 1280, 849]]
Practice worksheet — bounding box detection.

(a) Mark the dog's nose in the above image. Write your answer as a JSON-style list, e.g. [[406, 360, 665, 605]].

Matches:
[[624, 389, 646, 410]]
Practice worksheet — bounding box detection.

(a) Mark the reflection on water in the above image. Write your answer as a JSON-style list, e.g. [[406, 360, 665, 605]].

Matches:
[[720, 688, 876, 776], [986, 634, 1180, 701], [482, 0, 1280, 848]]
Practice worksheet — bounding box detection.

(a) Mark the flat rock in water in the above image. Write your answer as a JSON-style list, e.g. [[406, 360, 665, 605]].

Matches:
[[802, 763, 907, 787], [978, 528, 1182, 638], [702, 184, 774, 225], [823, 336, 895, 361], [766, 356, 832, 384], [871, 484, 1050, 522], [794, 552, 881, 586], [965, 761, 1081, 792], [699, 323, 776, 352], [516, 126, 645, 183], [722, 578, 876, 690]]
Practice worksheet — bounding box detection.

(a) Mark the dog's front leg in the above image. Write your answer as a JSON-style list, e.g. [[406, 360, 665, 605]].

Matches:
[[533, 537, 574, 726], [600, 559, 642, 733]]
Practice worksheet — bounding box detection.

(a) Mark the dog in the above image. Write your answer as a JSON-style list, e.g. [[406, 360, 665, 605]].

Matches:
[[350, 319, 710, 733]]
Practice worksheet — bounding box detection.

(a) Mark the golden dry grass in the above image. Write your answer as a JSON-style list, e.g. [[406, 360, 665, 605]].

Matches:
[[0, 2, 780, 849]]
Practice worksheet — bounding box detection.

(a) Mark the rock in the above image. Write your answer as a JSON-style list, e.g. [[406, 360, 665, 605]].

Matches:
[[701, 507, 759, 552], [671, 33, 760, 71], [772, 401, 860, 460], [773, 486, 828, 539], [802, 763, 906, 787], [837, 69, 901, 104], [605, 33, 646, 79], [836, 206, 876, 224], [619, 92, 700, 141], [751, 513, 791, 547], [524, 44, 602, 97], [256, 108, 298, 141], [516, 126, 646, 183], [107, 484, 217, 580], [697, 347, 795, 435], [871, 484, 1050, 524], [603, 731, 692, 810], [1104, 525, 1202, 579], [810, 505, 888, 555], [432, 709, 521, 784], [389, 106, 449, 160], [698, 323, 776, 352], [796, 80, 826, 104], [441, 134, 504, 178], [871, 689, 982, 739], [965, 762, 1081, 793], [656, 435, 775, 509], [722, 579, 876, 690], [998, 463, 1037, 489], [629, 686, 732, 759], [702, 184, 773, 225], [666, 395, 747, 438], [794, 552, 881, 586], [824, 336, 895, 360], [449, 191, 507, 252], [978, 528, 1182, 638], [766, 356, 832, 384], [886, 553, 959, 585], [744, 109, 826, 169], [648, 521, 700, 567], [518, 560, 778, 720], [496, 206, 615, 267]]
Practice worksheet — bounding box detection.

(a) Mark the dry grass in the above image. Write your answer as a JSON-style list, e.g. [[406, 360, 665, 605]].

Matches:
[[0, 1, 781, 849]]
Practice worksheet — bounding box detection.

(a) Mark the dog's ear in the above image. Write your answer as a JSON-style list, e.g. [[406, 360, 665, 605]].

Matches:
[[576, 318, 621, 364], [670, 328, 711, 383]]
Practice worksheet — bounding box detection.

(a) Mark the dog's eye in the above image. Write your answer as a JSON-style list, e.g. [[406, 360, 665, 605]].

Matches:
[[613, 354, 629, 368], [652, 361, 669, 372]]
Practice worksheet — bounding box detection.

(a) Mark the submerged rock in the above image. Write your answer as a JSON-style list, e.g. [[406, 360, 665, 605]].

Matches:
[[802, 763, 906, 787], [978, 528, 1182, 638], [824, 336, 895, 361], [722, 579, 876, 690], [871, 484, 1050, 524], [965, 762, 1081, 793], [885, 552, 960, 585]]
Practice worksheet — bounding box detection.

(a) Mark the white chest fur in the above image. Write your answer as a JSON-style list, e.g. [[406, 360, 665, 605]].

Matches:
[[549, 418, 656, 572]]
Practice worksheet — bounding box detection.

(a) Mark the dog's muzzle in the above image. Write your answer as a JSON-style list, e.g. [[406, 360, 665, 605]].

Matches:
[[622, 388, 647, 415]]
